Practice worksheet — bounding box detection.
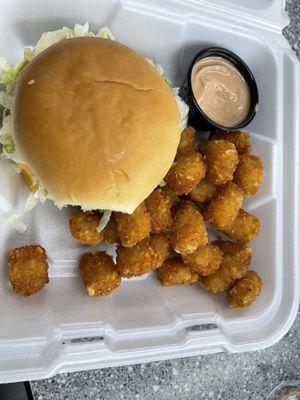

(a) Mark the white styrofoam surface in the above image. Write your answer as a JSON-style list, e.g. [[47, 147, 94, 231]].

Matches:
[[0, 0, 299, 383]]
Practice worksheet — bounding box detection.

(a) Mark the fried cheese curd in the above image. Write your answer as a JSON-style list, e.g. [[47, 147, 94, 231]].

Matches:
[[165, 151, 206, 195], [8, 245, 49, 297], [201, 139, 239, 185], [79, 252, 121, 296], [209, 130, 252, 155], [175, 125, 196, 159], [171, 201, 208, 255], [69, 209, 104, 246], [116, 234, 169, 278], [205, 182, 244, 230], [189, 178, 218, 204], [145, 187, 173, 233], [156, 258, 199, 286], [115, 202, 151, 247], [182, 243, 223, 276], [227, 270, 263, 308], [222, 209, 260, 244], [200, 241, 252, 294], [233, 154, 263, 196]]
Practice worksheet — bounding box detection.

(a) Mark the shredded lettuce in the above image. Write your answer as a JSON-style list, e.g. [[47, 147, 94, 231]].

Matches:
[[96, 210, 112, 233], [146, 59, 189, 131], [97, 26, 115, 40], [1, 191, 38, 234], [0, 92, 13, 108], [24, 23, 115, 61], [74, 22, 94, 37], [146, 58, 164, 76], [0, 57, 10, 76], [0, 114, 17, 159], [0, 59, 27, 87], [25, 30, 68, 61], [159, 180, 167, 188], [173, 87, 189, 132], [0, 184, 51, 233], [0, 134, 15, 155]]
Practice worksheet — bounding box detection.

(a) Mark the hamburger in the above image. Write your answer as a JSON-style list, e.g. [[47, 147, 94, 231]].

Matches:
[[0, 24, 188, 231]]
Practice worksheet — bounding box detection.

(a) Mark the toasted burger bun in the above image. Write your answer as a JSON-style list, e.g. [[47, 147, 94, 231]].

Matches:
[[13, 37, 180, 213]]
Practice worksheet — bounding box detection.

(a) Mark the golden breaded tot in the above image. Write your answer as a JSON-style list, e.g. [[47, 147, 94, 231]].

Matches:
[[182, 244, 223, 276], [145, 188, 173, 233], [189, 178, 218, 203], [115, 202, 151, 247], [162, 185, 179, 207], [116, 235, 168, 278], [200, 241, 251, 294], [233, 154, 263, 195], [116, 239, 157, 278], [80, 252, 121, 296], [175, 126, 196, 159], [209, 130, 252, 155], [69, 210, 104, 246], [171, 201, 208, 255], [201, 140, 239, 185], [227, 270, 263, 308], [103, 214, 120, 244], [8, 245, 49, 297], [149, 234, 170, 268], [165, 151, 206, 195], [222, 209, 260, 244], [205, 182, 244, 230], [156, 259, 199, 286], [214, 240, 252, 258]]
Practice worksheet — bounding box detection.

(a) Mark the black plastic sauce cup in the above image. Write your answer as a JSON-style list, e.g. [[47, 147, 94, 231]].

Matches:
[[180, 47, 259, 131]]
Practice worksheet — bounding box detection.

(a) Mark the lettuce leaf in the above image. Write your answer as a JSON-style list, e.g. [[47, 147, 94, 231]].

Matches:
[[0, 59, 27, 87], [96, 26, 115, 40], [24, 23, 115, 62], [24, 29, 68, 61]]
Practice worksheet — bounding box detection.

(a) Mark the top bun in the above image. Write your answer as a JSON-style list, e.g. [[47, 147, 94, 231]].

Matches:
[[13, 37, 180, 213]]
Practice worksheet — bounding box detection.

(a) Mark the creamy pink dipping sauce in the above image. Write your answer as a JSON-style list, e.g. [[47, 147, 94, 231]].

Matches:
[[191, 56, 251, 127]]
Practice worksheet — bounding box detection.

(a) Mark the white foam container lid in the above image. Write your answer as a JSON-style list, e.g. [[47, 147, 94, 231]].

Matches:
[[0, 0, 299, 383]]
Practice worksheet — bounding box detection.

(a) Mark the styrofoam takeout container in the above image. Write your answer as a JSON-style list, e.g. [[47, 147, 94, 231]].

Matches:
[[0, 0, 299, 383]]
